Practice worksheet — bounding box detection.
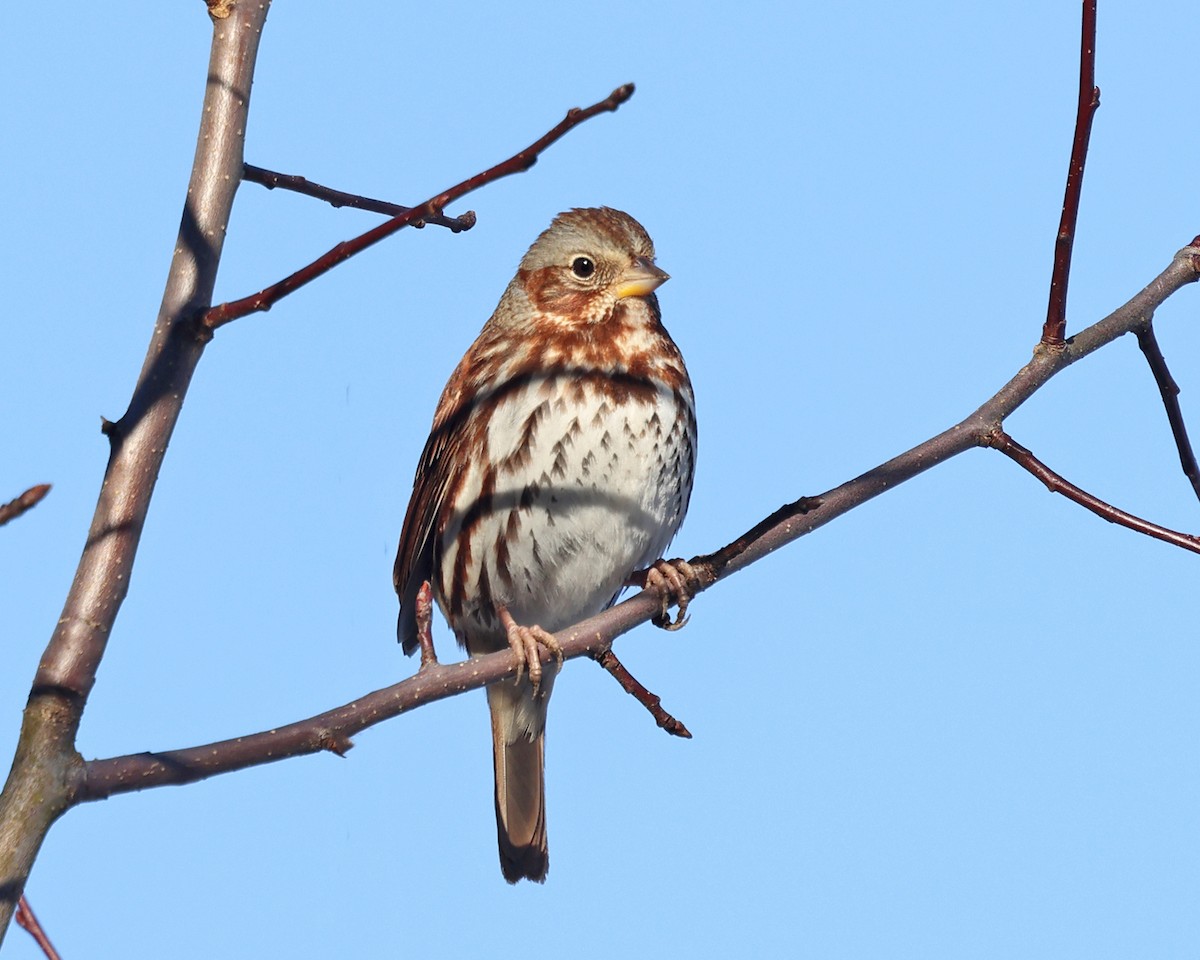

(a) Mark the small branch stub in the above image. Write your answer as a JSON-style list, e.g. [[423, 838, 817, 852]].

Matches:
[[242, 164, 477, 233], [593, 648, 692, 738]]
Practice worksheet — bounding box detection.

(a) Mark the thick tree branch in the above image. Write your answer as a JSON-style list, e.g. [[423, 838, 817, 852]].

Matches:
[[203, 83, 636, 330], [242, 163, 477, 232], [0, 2, 272, 941], [1135, 321, 1200, 500], [78, 242, 1200, 802], [1043, 0, 1100, 345], [0, 485, 50, 527]]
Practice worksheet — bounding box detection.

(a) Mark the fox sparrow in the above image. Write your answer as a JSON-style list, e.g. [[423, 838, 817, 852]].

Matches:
[[393, 207, 696, 882]]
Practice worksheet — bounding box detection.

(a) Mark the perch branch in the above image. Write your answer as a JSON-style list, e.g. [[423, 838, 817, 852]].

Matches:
[[1135, 321, 1200, 501], [0, 485, 50, 527], [78, 243, 1200, 801], [1043, 0, 1099, 345], [203, 83, 636, 330], [242, 164, 477, 233], [985, 429, 1200, 553]]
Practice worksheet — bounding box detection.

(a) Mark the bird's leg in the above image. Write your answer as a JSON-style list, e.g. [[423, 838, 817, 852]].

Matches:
[[415, 580, 439, 670], [629, 558, 700, 631], [497, 606, 563, 696]]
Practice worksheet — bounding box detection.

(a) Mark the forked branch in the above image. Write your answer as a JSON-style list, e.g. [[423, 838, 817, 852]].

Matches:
[[242, 164, 477, 232], [203, 84, 636, 330], [80, 243, 1200, 802]]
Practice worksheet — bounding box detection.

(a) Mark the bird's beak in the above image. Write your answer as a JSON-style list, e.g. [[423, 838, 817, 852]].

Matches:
[[614, 256, 670, 299]]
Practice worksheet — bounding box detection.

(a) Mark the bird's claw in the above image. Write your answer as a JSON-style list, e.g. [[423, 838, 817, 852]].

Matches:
[[498, 606, 563, 696], [642, 558, 699, 631]]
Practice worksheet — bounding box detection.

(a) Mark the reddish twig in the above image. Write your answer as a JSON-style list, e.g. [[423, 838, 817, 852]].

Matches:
[[415, 580, 439, 669], [242, 164, 477, 233], [203, 83, 636, 330], [985, 429, 1200, 553], [1043, 0, 1100, 345], [593, 647, 692, 738], [0, 484, 51, 527], [1135, 322, 1200, 501], [15, 896, 61, 960]]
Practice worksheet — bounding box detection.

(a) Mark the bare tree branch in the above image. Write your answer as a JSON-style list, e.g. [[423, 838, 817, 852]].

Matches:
[[203, 83, 636, 330], [0, 485, 50, 527], [3, 2, 1197, 948], [1043, 0, 1100, 345], [1135, 321, 1200, 501], [985, 429, 1200, 552], [242, 163, 477, 232], [77, 242, 1200, 803], [0, 2, 273, 940]]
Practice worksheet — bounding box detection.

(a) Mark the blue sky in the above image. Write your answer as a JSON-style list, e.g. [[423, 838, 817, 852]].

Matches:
[[3, 3, 1199, 957]]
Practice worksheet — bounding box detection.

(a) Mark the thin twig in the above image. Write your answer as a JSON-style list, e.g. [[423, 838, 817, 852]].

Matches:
[[0, 484, 50, 527], [593, 648, 692, 738], [203, 83, 636, 330], [15, 896, 61, 960], [242, 164, 476, 233], [985, 429, 1200, 553], [1135, 322, 1200, 501], [1043, 0, 1100, 345]]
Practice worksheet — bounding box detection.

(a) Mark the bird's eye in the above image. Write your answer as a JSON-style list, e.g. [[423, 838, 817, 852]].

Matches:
[[571, 256, 595, 279]]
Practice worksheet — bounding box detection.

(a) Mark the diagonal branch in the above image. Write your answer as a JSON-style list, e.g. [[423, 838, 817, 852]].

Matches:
[[1043, 0, 1100, 345], [15, 896, 59, 960], [1135, 321, 1200, 501], [0, 485, 50, 527], [242, 163, 477, 232], [593, 648, 692, 738], [203, 83, 636, 330], [0, 4, 274, 942], [984, 428, 1200, 552], [79, 242, 1200, 803]]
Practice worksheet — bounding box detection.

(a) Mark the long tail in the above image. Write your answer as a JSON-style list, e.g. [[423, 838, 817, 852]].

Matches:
[[487, 675, 554, 883]]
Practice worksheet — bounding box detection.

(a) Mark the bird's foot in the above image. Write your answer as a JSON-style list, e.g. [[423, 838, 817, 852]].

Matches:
[[497, 606, 563, 696], [637, 558, 700, 631]]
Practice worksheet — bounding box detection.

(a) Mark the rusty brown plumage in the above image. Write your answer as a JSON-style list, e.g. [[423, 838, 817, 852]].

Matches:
[[394, 207, 696, 883]]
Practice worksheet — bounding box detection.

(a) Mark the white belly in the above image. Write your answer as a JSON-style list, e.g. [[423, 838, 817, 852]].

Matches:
[[437, 373, 693, 640]]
